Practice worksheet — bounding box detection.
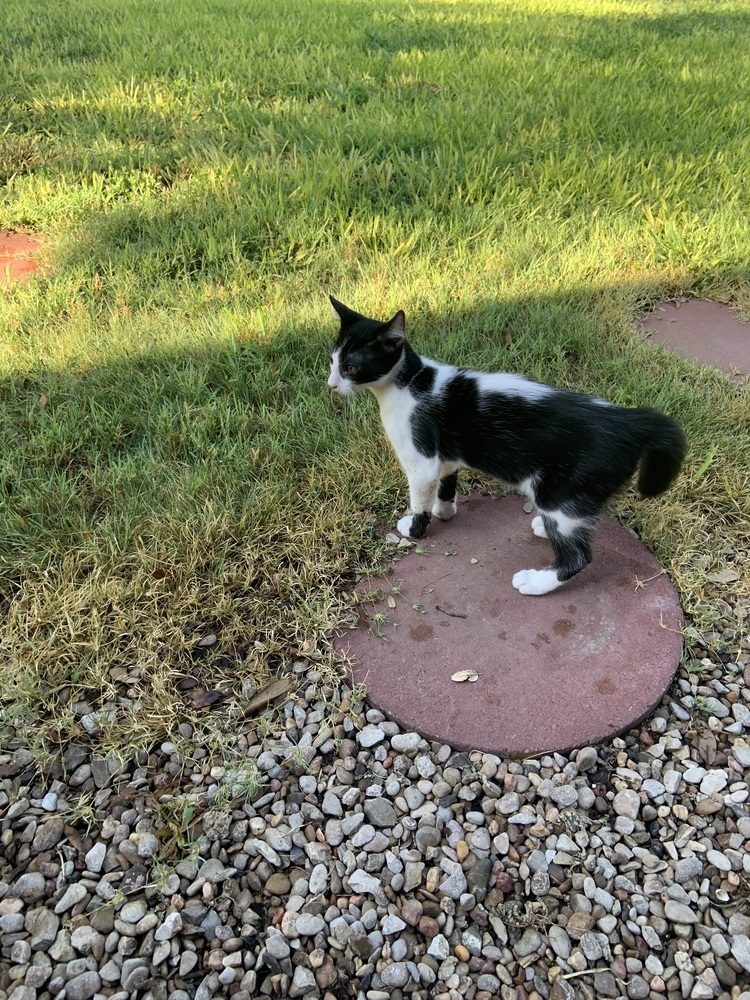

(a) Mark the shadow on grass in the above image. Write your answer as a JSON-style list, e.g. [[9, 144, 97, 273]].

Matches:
[[3, 273, 748, 576], [2, 272, 749, 760]]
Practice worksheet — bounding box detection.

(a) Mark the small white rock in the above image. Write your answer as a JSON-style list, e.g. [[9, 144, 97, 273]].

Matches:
[[427, 933, 450, 960], [84, 842, 106, 874], [699, 770, 728, 795]]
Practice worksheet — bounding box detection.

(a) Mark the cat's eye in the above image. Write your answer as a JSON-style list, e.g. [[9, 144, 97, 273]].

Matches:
[[345, 364, 359, 376]]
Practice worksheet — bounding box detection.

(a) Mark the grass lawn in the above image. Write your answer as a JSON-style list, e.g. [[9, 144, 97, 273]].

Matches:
[[1, 0, 749, 766]]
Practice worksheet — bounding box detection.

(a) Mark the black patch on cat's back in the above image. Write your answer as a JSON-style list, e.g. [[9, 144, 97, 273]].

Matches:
[[409, 365, 437, 395], [445, 371, 480, 411], [413, 371, 482, 461]]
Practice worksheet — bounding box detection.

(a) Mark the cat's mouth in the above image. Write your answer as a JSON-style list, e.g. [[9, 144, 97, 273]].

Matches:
[[331, 383, 356, 396], [327, 376, 357, 395]]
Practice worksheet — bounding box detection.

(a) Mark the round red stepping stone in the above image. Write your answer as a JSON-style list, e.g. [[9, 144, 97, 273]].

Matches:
[[0, 230, 43, 287], [640, 299, 749, 382], [335, 494, 683, 757]]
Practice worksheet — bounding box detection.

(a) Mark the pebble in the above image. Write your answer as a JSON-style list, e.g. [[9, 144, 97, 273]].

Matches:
[[706, 849, 731, 871], [684, 766, 707, 784], [700, 770, 728, 794], [308, 862, 328, 894], [295, 912, 325, 935], [54, 883, 88, 913], [575, 746, 598, 771], [613, 788, 641, 820], [548, 924, 572, 959], [566, 912, 595, 938], [514, 927, 542, 956], [391, 732, 422, 751], [731, 935, 750, 973], [427, 934, 450, 960], [496, 791, 520, 814], [349, 869, 384, 896], [65, 971, 102, 1000], [12, 872, 46, 902], [550, 784, 578, 807], [265, 872, 291, 894], [70, 925, 103, 955], [382, 913, 406, 934], [380, 962, 409, 987], [265, 931, 290, 960], [119, 899, 148, 923], [358, 725, 385, 747], [32, 816, 64, 852], [154, 911, 183, 940], [26, 908, 60, 949], [732, 740, 750, 768], [290, 965, 317, 996], [84, 842, 106, 873], [364, 798, 397, 828], [664, 899, 699, 924], [675, 856, 703, 883]]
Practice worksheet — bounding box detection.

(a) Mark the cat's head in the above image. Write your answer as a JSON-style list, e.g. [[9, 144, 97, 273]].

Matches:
[[327, 296, 405, 394]]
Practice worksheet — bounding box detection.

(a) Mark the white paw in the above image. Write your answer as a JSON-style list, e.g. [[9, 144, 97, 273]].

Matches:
[[432, 498, 457, 521], [397, 516, 415, 538], [512, 568, 562, 596], [531, 515, 548, 539]]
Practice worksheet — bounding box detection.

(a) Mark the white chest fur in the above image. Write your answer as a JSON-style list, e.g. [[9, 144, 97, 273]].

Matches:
[[372, 383, 421, 470]]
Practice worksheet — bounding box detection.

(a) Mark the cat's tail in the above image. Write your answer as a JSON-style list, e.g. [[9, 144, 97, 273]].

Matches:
[[631, 409, 688, 497]]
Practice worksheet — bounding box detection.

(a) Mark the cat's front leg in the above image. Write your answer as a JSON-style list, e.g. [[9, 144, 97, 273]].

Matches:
[[397, 512, 432, 539], [397, 466, 440, 539]]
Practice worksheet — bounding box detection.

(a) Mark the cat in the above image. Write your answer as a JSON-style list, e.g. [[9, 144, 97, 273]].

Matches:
[[327, 296, 687, 596]]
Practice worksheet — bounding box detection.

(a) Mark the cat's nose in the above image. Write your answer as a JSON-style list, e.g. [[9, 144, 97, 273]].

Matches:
[[327, 372, 340, 388]]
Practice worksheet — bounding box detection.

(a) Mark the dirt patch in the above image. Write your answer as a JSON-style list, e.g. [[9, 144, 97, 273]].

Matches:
[[0, 229, 44, 288], [640, 298, 749, 382]]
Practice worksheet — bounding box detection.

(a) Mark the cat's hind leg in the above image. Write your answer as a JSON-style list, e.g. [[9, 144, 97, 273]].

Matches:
[[432, 470, 458, 520], [513, 510, 594, 596], [531, 515, 548, 538]]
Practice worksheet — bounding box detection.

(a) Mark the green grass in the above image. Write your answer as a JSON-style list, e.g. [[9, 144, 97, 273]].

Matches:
[[1, 0, 749, 762]]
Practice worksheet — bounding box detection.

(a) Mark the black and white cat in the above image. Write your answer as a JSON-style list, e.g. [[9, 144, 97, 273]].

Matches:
[[327, 297, 687, 596]]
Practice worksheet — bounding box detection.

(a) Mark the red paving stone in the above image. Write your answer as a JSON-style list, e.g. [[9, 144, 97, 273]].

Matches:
[[640, 299, 749, 382], [335, 494, 683, 757], [0, 230, 43, 287]]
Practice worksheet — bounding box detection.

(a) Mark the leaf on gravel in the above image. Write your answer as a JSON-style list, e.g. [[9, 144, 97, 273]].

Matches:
[[241, 676, 295, 717], [451, 669, 478, 683], [707, 568, 739, 585], [191, 689, 229, 709], [64, 826, 86, 853], [698, 731, 717, 765]]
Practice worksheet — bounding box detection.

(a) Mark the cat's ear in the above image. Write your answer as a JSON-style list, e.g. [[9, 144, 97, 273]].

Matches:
[[378, 311, 406, 350], [329, 296, 360, 326]]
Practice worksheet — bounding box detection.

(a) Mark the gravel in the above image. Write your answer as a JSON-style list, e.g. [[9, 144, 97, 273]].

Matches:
[[2, 624, 750, 1000]]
